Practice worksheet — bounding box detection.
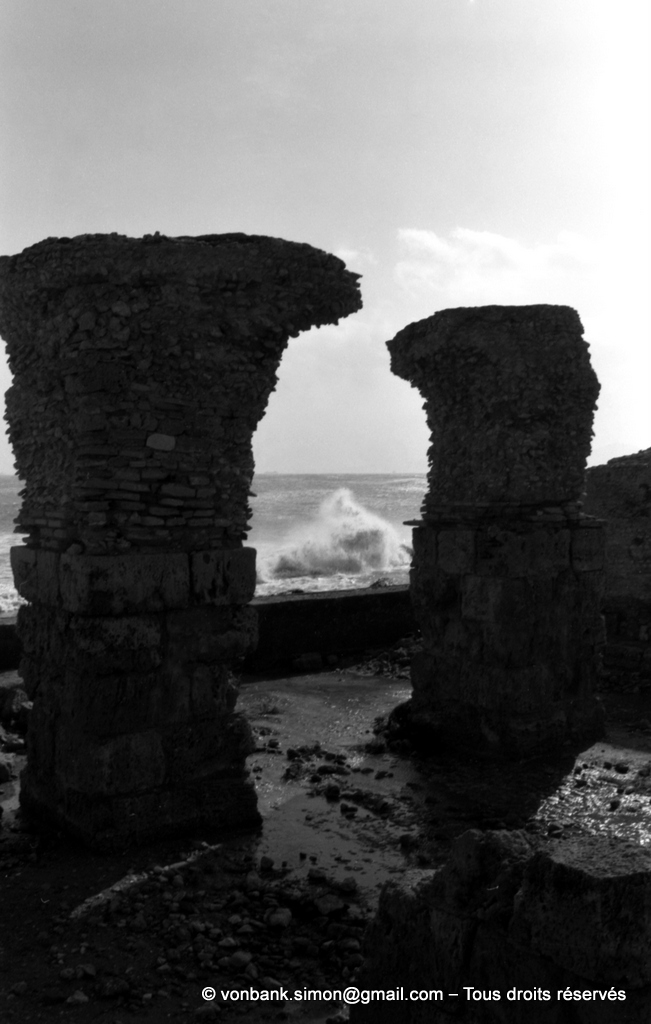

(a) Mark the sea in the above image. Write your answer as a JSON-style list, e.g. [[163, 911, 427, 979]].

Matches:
[[0, 473, 427, 613]]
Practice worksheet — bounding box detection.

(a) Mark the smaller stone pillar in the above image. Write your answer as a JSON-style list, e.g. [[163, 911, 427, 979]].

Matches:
[[0, 232, 362, 847], [584, 449, 651, 687], [387, 305, 605, 755]]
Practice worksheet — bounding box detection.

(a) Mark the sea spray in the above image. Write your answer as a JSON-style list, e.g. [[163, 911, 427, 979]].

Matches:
[[0, 529, 22, 616], [257, 488, 412, 588]]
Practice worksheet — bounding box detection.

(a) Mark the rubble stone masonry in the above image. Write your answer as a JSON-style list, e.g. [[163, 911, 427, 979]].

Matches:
[[0, 231, 362, 847], [387, 305, 605, 755]]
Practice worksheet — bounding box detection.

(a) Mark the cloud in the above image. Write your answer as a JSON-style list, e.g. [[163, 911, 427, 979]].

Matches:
[[392, 225, 650, 469], [395, 227, 598, 308], [334, 246, 378, 272]]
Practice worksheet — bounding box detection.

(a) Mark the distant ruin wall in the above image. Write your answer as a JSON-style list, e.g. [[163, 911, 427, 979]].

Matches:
[[0, 231, 362, 847], [387, 306, 604, 755], [584, 449, 651, 688]]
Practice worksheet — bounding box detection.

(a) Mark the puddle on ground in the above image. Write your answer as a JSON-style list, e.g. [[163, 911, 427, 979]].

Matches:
[[236, 672, 429, 898], [534, 740, 651, 846], [237, 673, 651, 895], [4, 670, 651, 899]]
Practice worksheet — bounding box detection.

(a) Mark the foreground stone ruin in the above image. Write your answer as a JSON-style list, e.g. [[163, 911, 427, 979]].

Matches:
[[584, 448, 651, 689], [387, 305, 605, 755], [351, 828, 651, 1024], [0, 231, 361, 848]]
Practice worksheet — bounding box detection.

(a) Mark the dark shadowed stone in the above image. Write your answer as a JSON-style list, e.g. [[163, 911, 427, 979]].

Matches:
[[386, 305, 604, 756], [584, 449, 651, 690], [510, 837, 651, 986], [387, 305, 599, 510], [0, 231, 362, 847], [352, 830, 651, 1023]]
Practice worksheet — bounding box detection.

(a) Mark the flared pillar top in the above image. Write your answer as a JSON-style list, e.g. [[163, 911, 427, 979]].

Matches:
[[387, 304, 599, 513]]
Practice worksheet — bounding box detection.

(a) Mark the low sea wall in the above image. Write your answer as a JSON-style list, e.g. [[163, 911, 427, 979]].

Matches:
[[244, 585, 415, 673], [0, 618, 21, 672], [0, 585, 416, 676]]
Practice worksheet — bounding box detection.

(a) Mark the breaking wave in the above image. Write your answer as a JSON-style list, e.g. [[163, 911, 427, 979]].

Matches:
[[0, 533, 22, 616], [257, 488, 412, 591]]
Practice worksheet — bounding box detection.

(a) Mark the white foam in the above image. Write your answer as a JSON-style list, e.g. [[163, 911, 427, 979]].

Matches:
[[0, 583, 24, 615], [257, 488, 412, 587]]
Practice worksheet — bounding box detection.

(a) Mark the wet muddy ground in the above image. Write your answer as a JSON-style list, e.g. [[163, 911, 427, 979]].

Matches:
[[1, 654, 651, 1024]]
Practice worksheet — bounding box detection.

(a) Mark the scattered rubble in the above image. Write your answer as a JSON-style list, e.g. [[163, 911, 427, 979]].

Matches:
[[1, 836, 373, 1022]]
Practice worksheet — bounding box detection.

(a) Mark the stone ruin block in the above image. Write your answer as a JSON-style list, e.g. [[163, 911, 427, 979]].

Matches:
[[387, 305, 605, 755], [351, 829, 651, 1023], [584, 449, 651, 688], [510, 835, 651, 986], [0, 231, 362, 847]]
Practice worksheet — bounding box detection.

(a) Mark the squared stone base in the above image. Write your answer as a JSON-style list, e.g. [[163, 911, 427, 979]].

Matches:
[[402, 517, 606, 756], [15, 598, 261, 848], [389, 692, 604, 758], [20, 766, 261, 851]]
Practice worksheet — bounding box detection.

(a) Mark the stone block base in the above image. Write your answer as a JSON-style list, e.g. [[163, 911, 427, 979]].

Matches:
[[16, 595, 261, 849], [351, 830, 651, 1024], [399, 516, 606, 755], [11, 546, 257, 614], [388, 691, 604, 759], [20, 766, 260, 851]]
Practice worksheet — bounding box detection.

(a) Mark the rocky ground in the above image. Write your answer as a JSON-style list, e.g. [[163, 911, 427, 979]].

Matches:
[[1, 639, 651, 1024]]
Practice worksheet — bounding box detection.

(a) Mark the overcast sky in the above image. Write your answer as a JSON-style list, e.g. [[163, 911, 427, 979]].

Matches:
[[0, 0, 649, 474]]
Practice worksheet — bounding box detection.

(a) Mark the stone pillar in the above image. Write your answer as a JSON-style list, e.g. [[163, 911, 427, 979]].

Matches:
[[584, 449, 651, 688], [387, 305, 605, 755], [0, 232, 362, 848]]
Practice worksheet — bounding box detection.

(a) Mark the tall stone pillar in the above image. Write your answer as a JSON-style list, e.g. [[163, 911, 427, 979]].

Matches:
[[0, 232, 362, 847], [387, 305, 605, 755]]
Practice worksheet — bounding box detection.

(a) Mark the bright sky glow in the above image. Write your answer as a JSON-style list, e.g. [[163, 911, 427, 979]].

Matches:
[[0, 0, 648, 473]]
